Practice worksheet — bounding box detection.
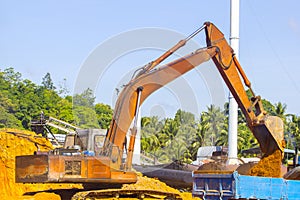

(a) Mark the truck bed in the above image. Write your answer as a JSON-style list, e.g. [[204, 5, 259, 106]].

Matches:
[[192, 171, 300, 200]]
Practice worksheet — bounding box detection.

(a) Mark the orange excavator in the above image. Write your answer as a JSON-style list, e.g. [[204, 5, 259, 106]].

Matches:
[[16, 22, 284, 193]]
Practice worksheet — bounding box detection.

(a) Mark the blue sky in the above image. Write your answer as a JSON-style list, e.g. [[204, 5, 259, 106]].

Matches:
[[1, 1, 300, 117]]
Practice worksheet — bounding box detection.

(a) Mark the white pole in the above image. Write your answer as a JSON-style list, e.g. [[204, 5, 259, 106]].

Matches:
[[228, 0, 239, 164]]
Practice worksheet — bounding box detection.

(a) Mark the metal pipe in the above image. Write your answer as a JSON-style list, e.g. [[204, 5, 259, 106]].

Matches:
[[136, 24, 206, 76], [133, 87, 143, 126], [185, 24, 206, 41], [228, 0, 239, 164], [126, 86, 143, 170]]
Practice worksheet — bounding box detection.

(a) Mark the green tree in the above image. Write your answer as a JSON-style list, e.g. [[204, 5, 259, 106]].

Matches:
[[0, 106, 22, 128], [56, 97, 74, 123], [271, 102, 288, 123], [35, 86, 61, 116], [174, 109, 197, 163], [191, 114, 209, 159], [3, 67, 21, 85], [286, 114, 300, 149], [41, 72, 56, 90], [73, 106, 99, 128], [237, 122, 257, 155], [141, 116, 162, 153], [57, 78, 70, 97], [14, 79, 41, 128], [201, 105, 227, 146], [160, 118, 179, 148], [72, 88, 98, 128], [174, 109, 195, 125], [261, 99, 275, 115], [73, 88, 95, 108], [95, 103, 113, 129]]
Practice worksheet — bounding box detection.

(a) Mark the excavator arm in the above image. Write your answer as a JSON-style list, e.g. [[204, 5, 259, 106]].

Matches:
[[103, 22, 284, 171], [103, 47, 217, 169], [204, 22, 284, 155]]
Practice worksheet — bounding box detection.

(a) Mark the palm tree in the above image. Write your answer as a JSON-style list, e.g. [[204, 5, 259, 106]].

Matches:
[[286, 114, 300, 149], [202, 105, 227, 146], [215, 126, 228, 146], [160, 118, 179, 147], [190, 114, 209, 159], [237, 122, 258, 155], [141, 116, 162, 153], [174, 109, 195, 125], [272, 102, 288, 123]]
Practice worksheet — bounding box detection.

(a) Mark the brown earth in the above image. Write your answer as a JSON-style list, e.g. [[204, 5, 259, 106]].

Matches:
[[72, 173, 197, 200], [249, 149, 282, 177], [122, 173, 196, 199]]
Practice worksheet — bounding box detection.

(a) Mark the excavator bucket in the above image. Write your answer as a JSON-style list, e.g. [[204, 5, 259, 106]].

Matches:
[[252, 115, 284, 156]]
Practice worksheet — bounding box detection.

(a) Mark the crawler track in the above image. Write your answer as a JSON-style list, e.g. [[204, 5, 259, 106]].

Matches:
[[72, 189, 182, 199]]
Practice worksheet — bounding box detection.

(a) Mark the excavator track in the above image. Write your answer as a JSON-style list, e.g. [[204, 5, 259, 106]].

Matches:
[[72, 189, 182, 200]]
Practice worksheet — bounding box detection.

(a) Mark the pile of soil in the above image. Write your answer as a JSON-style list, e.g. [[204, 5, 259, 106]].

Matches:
[[122, 172, 181, 193], [236, 162, 257, 175], [73, 173, 196, 200], [123, 174, 196, 200], [249, 149, 282, 177], [0, 128, 82, 200], [197, 162, 228, 171]]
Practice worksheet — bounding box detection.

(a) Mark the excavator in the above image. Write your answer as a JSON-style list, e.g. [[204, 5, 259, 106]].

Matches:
[[16, 22, 284, 198]]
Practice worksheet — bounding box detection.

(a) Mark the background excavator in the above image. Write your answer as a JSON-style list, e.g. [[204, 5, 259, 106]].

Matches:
[[16, 22, 284, 195]]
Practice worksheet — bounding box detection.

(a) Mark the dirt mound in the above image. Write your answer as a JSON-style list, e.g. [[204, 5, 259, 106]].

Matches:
[[122, 172, 180, 193], [123, 174, 196, 200], [0, 128, 82, 200], [197, 162, 227, 171], [250, 149, 282, 177], [73, 173, 196, 200], [236, 162, 257, 175]]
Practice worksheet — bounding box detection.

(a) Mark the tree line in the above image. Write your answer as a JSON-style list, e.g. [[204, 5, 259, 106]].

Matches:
[[0, 67, 113, 131], [0, 67, 300, 163], [141, 100, 300, 163]]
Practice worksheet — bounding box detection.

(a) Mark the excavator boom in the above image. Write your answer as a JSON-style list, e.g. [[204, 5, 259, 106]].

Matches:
[[103, 47, 217, 169]]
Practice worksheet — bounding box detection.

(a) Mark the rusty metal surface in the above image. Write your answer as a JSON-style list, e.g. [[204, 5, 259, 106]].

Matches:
[[16, 154, 137, 184], [16, 155, 49, 182]]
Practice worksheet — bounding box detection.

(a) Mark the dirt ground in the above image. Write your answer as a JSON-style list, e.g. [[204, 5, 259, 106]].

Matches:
[[0, 128, 196, 200]]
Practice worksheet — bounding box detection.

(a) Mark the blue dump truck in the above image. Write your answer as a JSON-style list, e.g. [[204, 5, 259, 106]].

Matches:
[[192, 171, 300, 200]]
